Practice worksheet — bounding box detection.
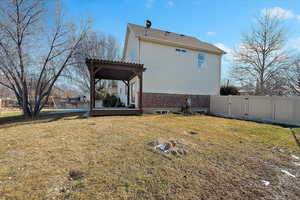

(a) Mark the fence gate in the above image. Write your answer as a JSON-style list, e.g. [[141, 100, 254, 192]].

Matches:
[[243, 96, 249, 117]]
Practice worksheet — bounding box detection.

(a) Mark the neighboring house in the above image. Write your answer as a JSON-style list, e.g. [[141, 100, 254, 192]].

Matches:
[[118, 22, 225, 112]]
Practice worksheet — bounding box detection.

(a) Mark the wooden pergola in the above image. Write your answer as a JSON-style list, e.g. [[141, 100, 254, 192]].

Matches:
[[86, 59, 145, 116]]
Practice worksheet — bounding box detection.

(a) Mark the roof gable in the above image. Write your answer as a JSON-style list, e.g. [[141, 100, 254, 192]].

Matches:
[[127, 23, 225, 55]]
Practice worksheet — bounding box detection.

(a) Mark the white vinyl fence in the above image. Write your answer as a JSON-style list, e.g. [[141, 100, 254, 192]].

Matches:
[[210, 96, 300, 125], [54, 102, 89, 110]]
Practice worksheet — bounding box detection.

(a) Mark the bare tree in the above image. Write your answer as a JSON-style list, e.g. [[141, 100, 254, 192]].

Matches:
[[287, 59, 300, 95], [0, 0, 89, 117], [0, 85, 14, 99], [71, 32, 120, 94], [230, 12, 292, 95]]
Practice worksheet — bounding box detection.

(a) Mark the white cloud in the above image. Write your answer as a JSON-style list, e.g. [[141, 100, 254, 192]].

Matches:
[[207, 31, 216, 36], [214, 43, 232, 54], [146, 0, 155, 8], [166, 0, 174, 8], [214, 43, 234, 62], [214, 43, 235, 80], [261, 7, 295, 20]]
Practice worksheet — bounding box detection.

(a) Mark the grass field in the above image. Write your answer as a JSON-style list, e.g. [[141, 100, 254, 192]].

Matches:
[[0, 108, 22, 118], [0, 114, 299, 199], [0, 108, 82, 118]]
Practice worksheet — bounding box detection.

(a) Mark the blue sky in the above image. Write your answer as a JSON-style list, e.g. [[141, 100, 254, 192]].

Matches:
[[62, 0, 300, 79]]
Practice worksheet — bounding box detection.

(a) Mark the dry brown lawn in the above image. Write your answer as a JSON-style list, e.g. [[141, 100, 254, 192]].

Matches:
[[0, 114, 299, 200]]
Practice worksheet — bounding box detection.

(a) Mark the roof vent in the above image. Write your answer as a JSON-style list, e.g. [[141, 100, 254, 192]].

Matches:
[[145, 20, 152, 29]]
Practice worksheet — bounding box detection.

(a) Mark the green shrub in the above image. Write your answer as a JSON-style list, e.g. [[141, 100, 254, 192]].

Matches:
[[103, 94, 118, 107], [102, 94, 125, 107]]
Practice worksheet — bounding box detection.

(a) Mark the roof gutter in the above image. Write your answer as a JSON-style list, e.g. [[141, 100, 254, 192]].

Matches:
[[139, 37, 226, 55]]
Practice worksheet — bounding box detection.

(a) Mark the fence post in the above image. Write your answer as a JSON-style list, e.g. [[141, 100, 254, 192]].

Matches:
[[228, 96, 232, 116], [244, 96, 249, 118], [270, 97, 276, 121], [210, 96, 213, 114]]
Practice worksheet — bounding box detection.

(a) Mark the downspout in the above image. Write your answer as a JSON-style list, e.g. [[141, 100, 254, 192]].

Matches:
[[219, 55, 222, 95], [138, 36, 141, 108], [138, 36, 141, 63]]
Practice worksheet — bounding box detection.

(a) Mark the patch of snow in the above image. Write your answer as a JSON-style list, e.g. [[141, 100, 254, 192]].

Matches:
[[291, 154, 299, 160], [151, 139, 188, 156], [281, 170, 296, 178], [155, 144, 169, 152], [294, 162, 300, 167], [272, 146, 284, 153], [261, 180, 270, 186]]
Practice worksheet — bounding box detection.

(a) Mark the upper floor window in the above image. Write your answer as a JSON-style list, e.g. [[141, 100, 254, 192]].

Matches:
[[197, 53, 205, 68], [175, 48, 187, 53]]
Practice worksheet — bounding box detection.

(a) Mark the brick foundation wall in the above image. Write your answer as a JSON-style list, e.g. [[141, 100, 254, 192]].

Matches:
[[142, 92, 210, 108]]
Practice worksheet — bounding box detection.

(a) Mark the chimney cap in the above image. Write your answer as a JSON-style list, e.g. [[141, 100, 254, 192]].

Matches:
[[145, 20, 152, 29]]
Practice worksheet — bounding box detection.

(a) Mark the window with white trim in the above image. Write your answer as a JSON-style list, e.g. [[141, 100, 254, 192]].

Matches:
[[197, 53, 205, 68], [175, 48, 187, 53]]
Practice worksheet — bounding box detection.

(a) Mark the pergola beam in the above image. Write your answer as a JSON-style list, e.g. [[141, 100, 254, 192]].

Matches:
[[95, 79, 101, 85], [94, 66, 103, 75], [94, 65, 142, 71], [122, 80, 129, 86]]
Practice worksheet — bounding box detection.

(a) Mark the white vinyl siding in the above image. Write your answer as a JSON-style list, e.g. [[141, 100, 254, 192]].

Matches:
[[139, 41, 221, 95]]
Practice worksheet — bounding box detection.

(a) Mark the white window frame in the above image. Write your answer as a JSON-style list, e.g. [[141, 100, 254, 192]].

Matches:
[[197, 53, 205, 68]]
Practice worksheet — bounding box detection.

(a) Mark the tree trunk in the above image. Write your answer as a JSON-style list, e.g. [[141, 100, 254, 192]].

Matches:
[[259, 81, 265, 95], [22, 104, 32, 118]]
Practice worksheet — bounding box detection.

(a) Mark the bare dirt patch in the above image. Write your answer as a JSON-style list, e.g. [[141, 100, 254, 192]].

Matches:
[[149, 139, 188, 156]]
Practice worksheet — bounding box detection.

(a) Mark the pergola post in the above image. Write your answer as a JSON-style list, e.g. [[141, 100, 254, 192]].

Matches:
[[127, 81, 130, 106], [90, 66, 95, 112], [138, 72, 143, 112], [93, 78, 96, 108]]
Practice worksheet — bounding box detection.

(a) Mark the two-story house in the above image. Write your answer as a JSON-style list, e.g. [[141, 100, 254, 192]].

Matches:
[[118, 22, 225, 112]]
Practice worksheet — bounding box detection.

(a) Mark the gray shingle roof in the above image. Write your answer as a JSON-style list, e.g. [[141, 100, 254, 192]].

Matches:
[[128, 23, 225, 55]]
